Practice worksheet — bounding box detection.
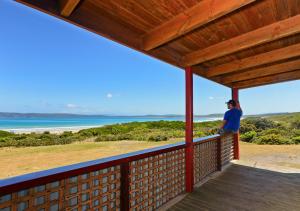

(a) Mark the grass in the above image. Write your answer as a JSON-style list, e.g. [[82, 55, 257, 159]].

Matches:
[[0, 139, 180, 179], [1, 140, 300, 179]]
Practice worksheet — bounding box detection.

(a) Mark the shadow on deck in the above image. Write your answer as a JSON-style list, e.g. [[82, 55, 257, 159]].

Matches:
[[169, 164, 300, 211]]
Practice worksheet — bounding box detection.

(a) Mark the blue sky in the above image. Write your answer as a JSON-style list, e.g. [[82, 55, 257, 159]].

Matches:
[[1, 0, 300, 115]]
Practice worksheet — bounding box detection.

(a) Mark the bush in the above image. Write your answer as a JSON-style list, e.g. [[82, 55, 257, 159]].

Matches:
[[148, 135, 168, 142], [291, 120, 300, 129], [95, 135, 118, 142], [254, 134, 293, 145], [0, 130, 13, 138], [194, 131, 205, 137], [292, 136, 300, 144], [78, 130, 95, 137], [60, 131, 73, 138], [239, 122, 257, 133], [259, 128, 289, 137], [291, 129, 300, 137], [240, 131, 256, 142], [244, 118, 277, 131]]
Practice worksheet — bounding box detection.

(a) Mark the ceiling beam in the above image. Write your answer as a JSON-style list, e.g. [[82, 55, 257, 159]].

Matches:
[[142, 0, 256, 51], [219, 59, 300, 84], [206, 43, 300, 77], [231, 70, 300, 89], [59, 0, 81, 17], [183, 14, 300, 66]]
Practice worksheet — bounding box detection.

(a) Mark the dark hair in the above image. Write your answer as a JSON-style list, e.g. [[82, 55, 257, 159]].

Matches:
[[227, 99, 236, 107]]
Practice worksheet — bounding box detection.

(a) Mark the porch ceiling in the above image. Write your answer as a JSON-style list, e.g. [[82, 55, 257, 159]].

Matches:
[[16, 0, 300, 89]]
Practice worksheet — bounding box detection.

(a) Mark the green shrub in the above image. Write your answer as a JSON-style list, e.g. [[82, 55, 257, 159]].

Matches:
[[239, 122, 257, 133], [60, 131, 73, 138], [244, 118, 277, 131], [206, 127, 219, 135], [0, 130, 14, 138], [291, 129, 300, 137], [292, 136, 300, 144], [259, 128, 289, 137], [240, 131, 256, 142], [254, 134, 292, 145], [291, 120, 300, 129], [78, 130, 95, 137], [148, 135, 168, 142], [95, 135, 118, 142], [194, 131, 205, 137]]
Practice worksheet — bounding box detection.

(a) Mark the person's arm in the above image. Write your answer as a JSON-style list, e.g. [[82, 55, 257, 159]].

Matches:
[[236, 101, 241, 110], [220, 111, 229, 129], [236, 101, 243, 115], [220, 120, 227, 129]]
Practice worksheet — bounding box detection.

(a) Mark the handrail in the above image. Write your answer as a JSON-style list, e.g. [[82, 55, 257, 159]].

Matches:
[[193, 134, 220, 144]]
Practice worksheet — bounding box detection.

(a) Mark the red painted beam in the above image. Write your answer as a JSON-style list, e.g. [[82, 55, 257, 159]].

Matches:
[[185, 67, 194, 192], [232, 88, 240, 160]]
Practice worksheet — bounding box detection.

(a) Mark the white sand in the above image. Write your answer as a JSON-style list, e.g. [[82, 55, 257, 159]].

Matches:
[[1, 125, 103, 134]]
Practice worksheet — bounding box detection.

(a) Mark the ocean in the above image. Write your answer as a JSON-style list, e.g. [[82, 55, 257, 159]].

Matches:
[[0, 116, 221, 133]]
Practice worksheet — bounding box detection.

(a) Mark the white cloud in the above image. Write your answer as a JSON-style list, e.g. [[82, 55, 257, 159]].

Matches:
[[66, 103, 78, 109], [209, 96, 214, 100], [107, 93, 113, 99]]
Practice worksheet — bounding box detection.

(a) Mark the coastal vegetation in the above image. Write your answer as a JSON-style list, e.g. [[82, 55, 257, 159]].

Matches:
[[1, 113, 300, 147]]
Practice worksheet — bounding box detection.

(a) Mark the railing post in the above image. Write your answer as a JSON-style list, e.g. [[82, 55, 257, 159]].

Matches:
[[185, 67, 194, 192], [232, 88, 240, 160], [217, 137, 222, 171], [121, 162, 130, 211]]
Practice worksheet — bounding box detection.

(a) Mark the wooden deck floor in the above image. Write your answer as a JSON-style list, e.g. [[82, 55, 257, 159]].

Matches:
[[169, 164, 300, 211]]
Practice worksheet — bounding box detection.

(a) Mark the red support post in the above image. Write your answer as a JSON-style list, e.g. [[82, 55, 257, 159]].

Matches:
[[185, 67, 194, 192], [232, 88, 240, 160]]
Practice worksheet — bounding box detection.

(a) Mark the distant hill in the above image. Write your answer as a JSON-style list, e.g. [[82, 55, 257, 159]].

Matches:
[[0, 112, 294, 118], [0, 112, 223, 118]]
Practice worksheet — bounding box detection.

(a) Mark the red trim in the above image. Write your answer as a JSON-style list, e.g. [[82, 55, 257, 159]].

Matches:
[[185, 67, 194, 192], [232, 88, 240, 160]]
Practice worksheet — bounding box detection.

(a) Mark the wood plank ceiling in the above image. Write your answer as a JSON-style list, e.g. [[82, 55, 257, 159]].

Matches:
[[16, 0, 300, 89]]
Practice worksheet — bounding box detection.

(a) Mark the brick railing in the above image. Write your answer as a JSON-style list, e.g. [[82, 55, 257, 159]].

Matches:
[[0, 134, 234, 211]]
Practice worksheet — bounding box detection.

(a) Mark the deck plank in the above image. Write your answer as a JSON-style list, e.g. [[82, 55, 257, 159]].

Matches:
[[168, 164, 300, 211]]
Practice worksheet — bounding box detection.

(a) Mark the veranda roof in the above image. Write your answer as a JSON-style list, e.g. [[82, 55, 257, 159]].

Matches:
[[16, 0, 300, 89]]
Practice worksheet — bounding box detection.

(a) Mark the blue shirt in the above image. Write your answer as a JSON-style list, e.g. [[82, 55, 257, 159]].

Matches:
[[223, 108, 242, 132]]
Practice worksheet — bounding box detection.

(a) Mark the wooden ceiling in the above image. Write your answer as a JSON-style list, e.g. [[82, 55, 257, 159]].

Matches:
[[16, 0, 300, 89]]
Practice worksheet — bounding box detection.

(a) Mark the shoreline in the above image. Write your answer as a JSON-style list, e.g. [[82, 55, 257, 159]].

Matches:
[[1, 125, 103, 134], [0, 118, 222, 134]]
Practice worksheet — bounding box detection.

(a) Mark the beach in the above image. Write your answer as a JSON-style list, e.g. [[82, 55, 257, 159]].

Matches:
[[0, 115, 222, 134], [2, 125, 103, 134]]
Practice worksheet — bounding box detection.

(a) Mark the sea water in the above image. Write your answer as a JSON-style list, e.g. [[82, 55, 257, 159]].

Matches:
[[0, 116, 221, 132]]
